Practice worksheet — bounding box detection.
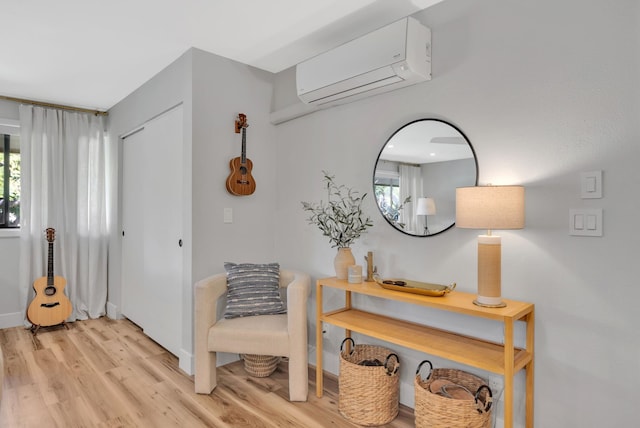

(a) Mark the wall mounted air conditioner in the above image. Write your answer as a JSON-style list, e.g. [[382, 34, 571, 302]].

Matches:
[[296, 17, 431, 106]]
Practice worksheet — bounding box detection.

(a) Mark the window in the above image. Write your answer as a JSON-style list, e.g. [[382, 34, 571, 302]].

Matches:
[[375, 176, 400, 222], [0, 133, 20, 228]]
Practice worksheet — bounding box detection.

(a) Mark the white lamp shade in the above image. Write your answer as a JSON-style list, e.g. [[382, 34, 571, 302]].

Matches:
[[456, 186, 525, 230], [415, 197, 436, 216]]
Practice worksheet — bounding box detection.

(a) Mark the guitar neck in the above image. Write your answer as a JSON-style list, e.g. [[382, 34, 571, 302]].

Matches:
[[47, 241, 54, 286], [241, 127, 247, 163]]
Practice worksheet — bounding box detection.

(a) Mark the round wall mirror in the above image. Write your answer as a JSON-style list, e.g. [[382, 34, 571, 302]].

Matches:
[[373, 119, 478, 237]]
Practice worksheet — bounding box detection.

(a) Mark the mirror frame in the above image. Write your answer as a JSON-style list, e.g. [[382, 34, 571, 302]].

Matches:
[[373, 118, 479, 237]]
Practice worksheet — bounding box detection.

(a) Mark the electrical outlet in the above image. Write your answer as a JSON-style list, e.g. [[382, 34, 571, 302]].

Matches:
[[488, 374, 505, 401]]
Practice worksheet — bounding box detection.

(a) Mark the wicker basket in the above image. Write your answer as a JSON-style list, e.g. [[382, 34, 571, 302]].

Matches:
[[242, 354, 281, 377], [338, 338, 400, 426], [414, 360, 493, 428]]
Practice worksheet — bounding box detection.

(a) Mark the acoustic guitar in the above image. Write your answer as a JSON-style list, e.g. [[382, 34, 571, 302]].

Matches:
[[27, 228, 72, 331], [226, 113, 256, 196]]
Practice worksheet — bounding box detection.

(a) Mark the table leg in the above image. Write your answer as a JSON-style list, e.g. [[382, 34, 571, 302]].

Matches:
[[525, 310, 535, 428], [316, 282, 324, 397], [344, 289, 352, 350], [504, 318, 515, 428]]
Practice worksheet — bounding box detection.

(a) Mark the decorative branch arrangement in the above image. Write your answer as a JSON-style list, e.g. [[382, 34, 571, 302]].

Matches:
[[301, 171, 373, 248]]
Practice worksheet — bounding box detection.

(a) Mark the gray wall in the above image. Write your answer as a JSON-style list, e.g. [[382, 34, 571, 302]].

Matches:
[[190, 49, 278, 284], [107, 47, 277, 372], [0, 233, 20, 325], [0, 100, 19, 121], [189, 48, 278, 367], [107, 48, 193, 320], [272, 0, 639, 426], [422, 157, 476, 232]]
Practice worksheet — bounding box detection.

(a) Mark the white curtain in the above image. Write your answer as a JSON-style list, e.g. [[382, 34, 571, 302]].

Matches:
[[19, 105, 109, 322], [399, 164, 423, 234]]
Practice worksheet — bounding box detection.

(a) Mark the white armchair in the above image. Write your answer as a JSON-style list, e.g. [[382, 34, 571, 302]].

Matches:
[[194, 269, 311, 401], [0, 345, 3, 403]]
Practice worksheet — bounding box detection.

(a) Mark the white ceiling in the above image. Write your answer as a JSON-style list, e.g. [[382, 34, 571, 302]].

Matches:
[[380, 120, 474, 164], [0, 0, 444, 112]]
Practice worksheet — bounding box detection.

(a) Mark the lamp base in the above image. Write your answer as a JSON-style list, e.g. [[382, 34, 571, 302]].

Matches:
[[475, 235, 506, 308], [473, 298, 507, 308]]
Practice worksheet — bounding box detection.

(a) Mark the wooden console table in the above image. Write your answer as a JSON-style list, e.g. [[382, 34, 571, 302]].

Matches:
[[315, 277, 534, 428]]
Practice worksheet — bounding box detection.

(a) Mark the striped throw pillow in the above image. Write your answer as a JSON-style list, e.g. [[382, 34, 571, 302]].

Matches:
[[223, 262, 286, 319]]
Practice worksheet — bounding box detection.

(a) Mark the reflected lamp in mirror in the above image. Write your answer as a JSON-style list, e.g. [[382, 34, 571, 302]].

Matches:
[[455, 185, 525, 307], [415, 197, 436, 235]]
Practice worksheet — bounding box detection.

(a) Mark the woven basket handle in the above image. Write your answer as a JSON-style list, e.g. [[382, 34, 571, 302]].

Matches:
[[384, 353, 400, 376], [415, 360, 433, 380], [475, 385, 493, 413], [340, 337, 356, 355]]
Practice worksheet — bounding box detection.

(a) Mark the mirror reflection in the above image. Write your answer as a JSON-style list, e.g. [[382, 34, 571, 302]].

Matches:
[[374, 119, 478, 237]]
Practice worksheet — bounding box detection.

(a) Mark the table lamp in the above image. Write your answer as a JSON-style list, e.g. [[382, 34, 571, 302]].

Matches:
[[415, 197, 436, 235], [455, 185, 525, 307]]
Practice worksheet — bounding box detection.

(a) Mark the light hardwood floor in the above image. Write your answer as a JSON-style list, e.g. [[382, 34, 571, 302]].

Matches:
[[0, 317, 414, 427]]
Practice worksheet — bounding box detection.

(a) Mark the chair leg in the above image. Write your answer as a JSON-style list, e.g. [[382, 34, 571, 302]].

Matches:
[[195, 351, 217, 394], [287, 353, 309, 402]]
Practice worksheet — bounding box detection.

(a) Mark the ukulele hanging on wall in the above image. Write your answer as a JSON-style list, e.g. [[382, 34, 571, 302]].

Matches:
[[226, 113, 256, 196]]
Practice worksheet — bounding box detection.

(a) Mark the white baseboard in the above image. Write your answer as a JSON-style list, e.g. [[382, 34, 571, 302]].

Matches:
[[179, 348, 194, 375], [0, 312, 24, 329], [106, 302, 122, 320]]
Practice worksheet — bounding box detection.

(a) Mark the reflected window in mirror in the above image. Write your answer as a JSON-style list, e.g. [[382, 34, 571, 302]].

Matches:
[[374, 163, 403, 227], [373, 119, 478, 237]]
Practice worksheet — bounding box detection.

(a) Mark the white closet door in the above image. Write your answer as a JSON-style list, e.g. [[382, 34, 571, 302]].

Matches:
[[121, 129, 147, 329], [121, 105, 184, 357]]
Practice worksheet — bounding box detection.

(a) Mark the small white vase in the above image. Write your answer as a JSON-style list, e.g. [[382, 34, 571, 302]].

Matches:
[[334, 247, 355, 280]]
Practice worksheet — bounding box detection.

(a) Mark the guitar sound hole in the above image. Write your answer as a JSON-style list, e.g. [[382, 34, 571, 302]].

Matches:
[[44, 286, 56, 296], [239, 166, 247, 174]]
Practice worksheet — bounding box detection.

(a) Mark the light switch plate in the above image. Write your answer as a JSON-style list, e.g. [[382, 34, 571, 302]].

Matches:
[[581, 170, 602, 199], [570, 208, 602, 236], [223, 208, 233, 223]]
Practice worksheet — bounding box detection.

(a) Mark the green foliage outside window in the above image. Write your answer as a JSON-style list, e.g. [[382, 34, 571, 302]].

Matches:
[[0, 145, 21, 227], [375, 184, 410, 229]]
